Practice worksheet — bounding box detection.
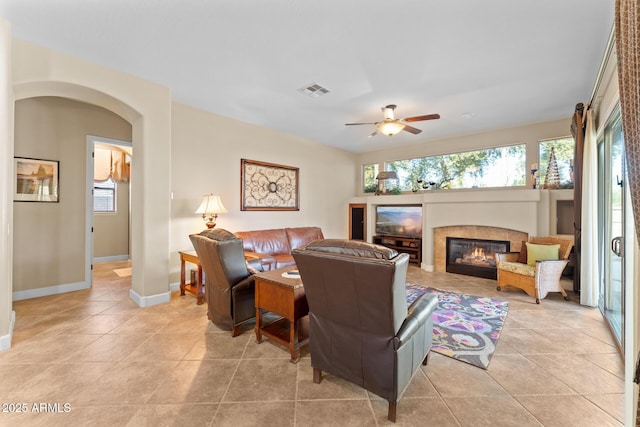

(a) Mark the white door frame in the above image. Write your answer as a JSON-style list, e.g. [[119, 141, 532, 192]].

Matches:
[[86, 135, 132, 284]]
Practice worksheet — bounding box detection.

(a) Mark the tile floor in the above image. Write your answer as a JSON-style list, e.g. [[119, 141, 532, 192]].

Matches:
[[0, 261, 624, 426]]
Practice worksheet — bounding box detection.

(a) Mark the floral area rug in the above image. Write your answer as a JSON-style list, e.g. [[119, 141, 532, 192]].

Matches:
[[406, 283, 509, 369]]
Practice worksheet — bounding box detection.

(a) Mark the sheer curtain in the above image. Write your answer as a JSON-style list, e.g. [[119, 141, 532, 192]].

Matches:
[[580, 110, 599, 307], [614, 0, 640, 422]]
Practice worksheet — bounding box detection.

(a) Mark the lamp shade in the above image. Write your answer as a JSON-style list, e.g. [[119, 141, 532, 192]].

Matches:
[[377, 121, 405, 136], [375, 171, 399, 181], [195, 194, 227, 215], [196, 195, 227, 229], [374, 171, 399, 195]]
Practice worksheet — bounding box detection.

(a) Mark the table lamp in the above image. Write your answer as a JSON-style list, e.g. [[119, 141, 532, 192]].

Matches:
[[195, 194, 227, 229]]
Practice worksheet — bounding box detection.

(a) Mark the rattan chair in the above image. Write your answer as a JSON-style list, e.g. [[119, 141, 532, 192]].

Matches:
[[496, 236, 573, 304]]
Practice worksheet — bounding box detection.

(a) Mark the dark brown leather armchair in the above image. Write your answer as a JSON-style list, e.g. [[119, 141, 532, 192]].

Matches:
[[292, 239, 437, 422], [189, 228, 259, 336]]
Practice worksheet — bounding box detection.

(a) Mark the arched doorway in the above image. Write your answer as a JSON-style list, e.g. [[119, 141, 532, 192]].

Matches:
[[12, 97, 133, 299]]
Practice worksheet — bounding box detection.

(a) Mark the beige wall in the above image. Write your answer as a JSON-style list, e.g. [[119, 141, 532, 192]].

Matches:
[[169, 102, 357, 284], [93, 181, 130, 259], [13, 97, 131, 292]]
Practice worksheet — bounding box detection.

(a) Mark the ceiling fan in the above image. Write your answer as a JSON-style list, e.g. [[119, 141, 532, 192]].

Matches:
[[345, 104, 440, 137]]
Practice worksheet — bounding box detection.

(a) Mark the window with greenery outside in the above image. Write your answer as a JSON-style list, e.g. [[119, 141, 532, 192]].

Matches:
[[538, 137, 575, 189], [385, 144, 526, 192], [363, 163, 379, 193]]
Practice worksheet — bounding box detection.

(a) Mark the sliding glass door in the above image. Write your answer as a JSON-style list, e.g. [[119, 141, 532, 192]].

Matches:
[[598, 109, 624, 347]]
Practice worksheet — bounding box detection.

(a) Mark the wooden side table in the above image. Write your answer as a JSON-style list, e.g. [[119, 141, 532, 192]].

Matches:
[[254, 267, 309, 363], [179, 250, 204, 305]]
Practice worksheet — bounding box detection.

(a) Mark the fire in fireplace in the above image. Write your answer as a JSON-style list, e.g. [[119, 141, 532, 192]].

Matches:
[[446, 237, 510, 279]]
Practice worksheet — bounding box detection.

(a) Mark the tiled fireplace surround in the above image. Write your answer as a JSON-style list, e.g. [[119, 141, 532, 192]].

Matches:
[[434, 226, 527, 272], [353, 188, 573, 271]]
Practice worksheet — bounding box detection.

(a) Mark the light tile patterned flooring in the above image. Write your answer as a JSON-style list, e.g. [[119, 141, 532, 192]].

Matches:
[[0, 261, 623, 426]]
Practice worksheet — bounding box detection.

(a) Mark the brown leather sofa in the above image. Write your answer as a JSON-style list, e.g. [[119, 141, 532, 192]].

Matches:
[[235, 227, 324, 270], [292, 239, 438, 422], [189, 228, 261, 336]]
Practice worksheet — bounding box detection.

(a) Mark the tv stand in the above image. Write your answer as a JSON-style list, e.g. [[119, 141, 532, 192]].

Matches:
[[373, 235, 422, 265]]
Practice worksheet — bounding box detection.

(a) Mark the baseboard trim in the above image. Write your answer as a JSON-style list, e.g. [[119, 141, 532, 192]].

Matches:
[[169, 282, 180, 292], [93, 255, 129, 263], [129, 288, 171, 308], [13, 281, 91, 301], [421, 263, 434, 272], [0, 311, 16, 352]]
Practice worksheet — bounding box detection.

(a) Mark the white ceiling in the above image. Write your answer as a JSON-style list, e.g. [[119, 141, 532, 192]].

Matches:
[[0, 0, 614, 153]]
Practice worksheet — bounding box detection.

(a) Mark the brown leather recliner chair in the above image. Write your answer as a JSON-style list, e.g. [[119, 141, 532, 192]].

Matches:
[[189, 228, 260, 336], [292, 239, 438, 423]]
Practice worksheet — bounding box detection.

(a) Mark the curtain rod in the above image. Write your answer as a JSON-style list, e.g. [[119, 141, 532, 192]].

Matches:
[[588, 24, 616, 109]]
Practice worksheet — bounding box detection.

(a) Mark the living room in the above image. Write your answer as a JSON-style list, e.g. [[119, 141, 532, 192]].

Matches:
[[0, 2, 619, 305], [0, 1, 638, 425]]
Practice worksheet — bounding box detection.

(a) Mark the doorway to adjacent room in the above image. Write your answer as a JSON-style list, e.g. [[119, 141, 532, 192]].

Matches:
[[86, 135, 132, 285]]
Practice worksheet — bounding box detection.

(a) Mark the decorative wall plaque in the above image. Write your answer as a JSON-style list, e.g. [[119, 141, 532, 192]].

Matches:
[[240, 159, 299, 211]]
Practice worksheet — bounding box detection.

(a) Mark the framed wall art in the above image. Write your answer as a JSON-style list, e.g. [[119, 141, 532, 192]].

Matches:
[[14, 157, 59, 202], [241, 159, 299, 211]]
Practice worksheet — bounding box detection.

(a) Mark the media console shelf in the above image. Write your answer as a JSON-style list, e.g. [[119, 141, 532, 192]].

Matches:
[[373, 235, 422, 265]]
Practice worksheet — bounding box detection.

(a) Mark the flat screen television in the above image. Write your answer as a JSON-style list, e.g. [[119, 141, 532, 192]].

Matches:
[[375, 205, 422, 238]]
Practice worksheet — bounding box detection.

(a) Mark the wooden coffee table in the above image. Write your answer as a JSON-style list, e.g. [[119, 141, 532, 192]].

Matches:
[[254, 266, 309, 363]]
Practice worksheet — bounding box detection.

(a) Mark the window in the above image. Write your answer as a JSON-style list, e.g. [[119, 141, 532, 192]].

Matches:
[[537, 137, 575, 189], [363, 163, 379, 193], [94, 178, 116, 212], [385, 144, 526, 192]]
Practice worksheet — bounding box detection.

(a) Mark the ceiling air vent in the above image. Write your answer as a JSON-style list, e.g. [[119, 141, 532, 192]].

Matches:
[[298, 82, 330, 98]]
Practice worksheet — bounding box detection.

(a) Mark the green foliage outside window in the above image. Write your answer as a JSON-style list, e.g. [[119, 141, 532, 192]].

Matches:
[[363, 163, 379, 193], [385, 144, 526, 192], [538, 137, 575, 189]]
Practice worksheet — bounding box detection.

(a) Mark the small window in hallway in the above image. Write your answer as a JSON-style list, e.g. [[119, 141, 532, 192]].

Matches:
[[94, 177, 116, 212]]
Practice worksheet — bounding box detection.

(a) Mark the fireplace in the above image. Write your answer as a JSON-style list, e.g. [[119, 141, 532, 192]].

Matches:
[[446, 237, 510, 279]]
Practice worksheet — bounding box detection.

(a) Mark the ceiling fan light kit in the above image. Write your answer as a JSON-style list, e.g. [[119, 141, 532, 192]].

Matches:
[[378, 121, 406, 136], [346, 104, 440, 138]]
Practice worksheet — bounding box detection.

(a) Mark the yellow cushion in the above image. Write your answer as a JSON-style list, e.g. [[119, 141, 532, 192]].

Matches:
[[497, 261, 535, 277], [525, 242, 560, 266]]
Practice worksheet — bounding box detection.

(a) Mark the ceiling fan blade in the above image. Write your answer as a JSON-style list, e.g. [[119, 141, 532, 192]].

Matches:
[[403, 113, 440, 122], [345, 122, 376, 126], [368, 129, 379, 137], [402, 125, 422, 135]]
